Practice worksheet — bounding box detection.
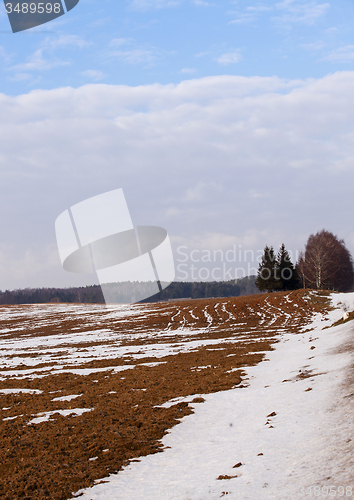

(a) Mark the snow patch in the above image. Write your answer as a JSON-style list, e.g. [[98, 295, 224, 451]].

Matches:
[[0, 388, 42, 394], [27, 408, 93, 425]]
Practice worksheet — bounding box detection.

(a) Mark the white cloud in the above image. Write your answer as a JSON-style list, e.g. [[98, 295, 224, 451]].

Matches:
[[274, 0, 330, 26], [89, 17, 110, 28], [1, 72, 354, 287], [172, 230, 265, 253], [324, 46, 354, 63], [0, 45, 11, 62], [324, 27, 337, 34], [105, 38, 160, 65], [8, 35, 90, 77], [247, 5, 272, 12], [10, 49, 69, 72], [0, 244, 98, 290], [180, 67, 198, 74], [10, 72, 33, 81], [301, 40, 326, 51], [109, 38, 134, 47], [45, 35, 92, 50], [108, 48, 157, 64], [229, 12, 256, 25], [129, 0, 182, 10], [229, 1, 330, 27], [192, 0, 209, 6], [181, 182, 223, 202], [81, 70, 106, 81], [217, 51, 242, 65]]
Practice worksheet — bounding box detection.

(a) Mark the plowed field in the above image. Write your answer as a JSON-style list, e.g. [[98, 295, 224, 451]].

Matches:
[[0, 289, 332, 499]]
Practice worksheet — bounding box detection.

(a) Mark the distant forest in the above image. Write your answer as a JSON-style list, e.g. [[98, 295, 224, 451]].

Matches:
[[0, 276, 258, 305]]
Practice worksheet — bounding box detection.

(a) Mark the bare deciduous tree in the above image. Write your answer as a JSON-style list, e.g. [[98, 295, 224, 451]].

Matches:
[[299, 230, 354, 292]]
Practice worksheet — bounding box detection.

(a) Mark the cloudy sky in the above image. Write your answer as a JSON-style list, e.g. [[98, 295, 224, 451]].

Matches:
[[0, 0, 354, 289]]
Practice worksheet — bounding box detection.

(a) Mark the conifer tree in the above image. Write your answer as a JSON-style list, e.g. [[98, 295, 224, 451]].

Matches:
[[276, 243, 299, 291], [255, 245, 278, 293], [296, 251, 306, 288]]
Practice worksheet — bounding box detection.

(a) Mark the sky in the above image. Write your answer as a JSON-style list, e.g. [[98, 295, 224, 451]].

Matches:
[[1, 0, 354, 289]]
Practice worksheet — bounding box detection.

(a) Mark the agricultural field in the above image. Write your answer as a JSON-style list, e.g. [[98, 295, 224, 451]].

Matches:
[[0, 290, 354, 499]]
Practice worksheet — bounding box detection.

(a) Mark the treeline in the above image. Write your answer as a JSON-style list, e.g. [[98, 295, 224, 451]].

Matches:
[[142, 276, 258, 302], [0, 285, 105, 305], [256, 229, 354, 293], [0, 276, 258, 305]]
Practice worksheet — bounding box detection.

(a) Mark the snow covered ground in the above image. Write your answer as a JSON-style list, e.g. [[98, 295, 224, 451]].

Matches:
[[75, 293, 354, 500]]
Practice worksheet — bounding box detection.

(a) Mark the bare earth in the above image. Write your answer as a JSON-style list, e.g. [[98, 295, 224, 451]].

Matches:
[[0, 290, 332, 500]]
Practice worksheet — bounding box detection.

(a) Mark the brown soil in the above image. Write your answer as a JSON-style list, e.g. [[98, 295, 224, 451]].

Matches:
[[0, 289, 332, 500]]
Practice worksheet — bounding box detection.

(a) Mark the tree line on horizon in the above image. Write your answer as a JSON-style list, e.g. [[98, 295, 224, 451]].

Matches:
[[256, 229, 354, 293], [0, 276, 259, 305], [1, 229, 352, 305]]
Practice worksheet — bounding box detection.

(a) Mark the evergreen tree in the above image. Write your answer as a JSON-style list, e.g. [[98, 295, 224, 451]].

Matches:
[[255, 246, 278, 293], [296, 251, 306, 289], [276, 243, 299, 291]]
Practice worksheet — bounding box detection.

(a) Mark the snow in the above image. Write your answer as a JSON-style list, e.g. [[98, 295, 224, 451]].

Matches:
[[1, 292, 353, 499], [0, 362, 168, 379], [331, 293, 354, 311], [0, 388, 42, 394], [76, 293, 354, 500], [3, 414, 23, 421], [27, 408, 93, 425], [51, 394, 82, 402], [0, 335, 255, 380], [0, 298, 287, 382], [156, 395, 206, 409]]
